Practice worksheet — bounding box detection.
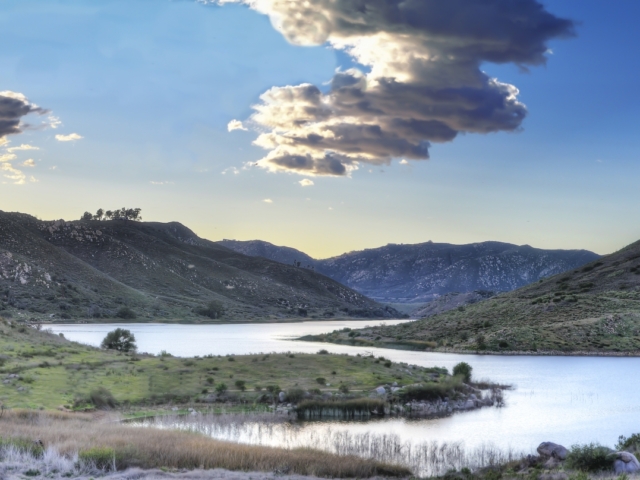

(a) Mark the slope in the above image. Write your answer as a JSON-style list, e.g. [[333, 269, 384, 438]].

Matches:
[[0, 211, 397, 322], [323, 239, 640, 353], [218, 239, 599, 303]]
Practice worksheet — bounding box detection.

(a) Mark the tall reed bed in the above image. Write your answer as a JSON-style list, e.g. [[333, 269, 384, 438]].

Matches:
[[0, 410, 410, 478], [145, 413, 527, 476], [296, 398, 386, 420]]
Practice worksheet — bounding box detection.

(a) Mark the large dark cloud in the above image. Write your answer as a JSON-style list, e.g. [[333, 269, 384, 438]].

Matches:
[[0, 91, 48, 140], [219, 0, 575, 175]]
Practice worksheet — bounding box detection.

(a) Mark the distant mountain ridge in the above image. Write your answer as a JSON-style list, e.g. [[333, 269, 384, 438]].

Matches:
[[0, 212, 397, 322], [218, 240, 600, 303]]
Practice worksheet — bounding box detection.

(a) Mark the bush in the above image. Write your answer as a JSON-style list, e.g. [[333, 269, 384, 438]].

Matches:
[[453, 362, 472, 382], [398, 376, 464, 402], [78, 447, 117, 470], [316, 377, 326, 385], [565, 443, 614, 472], [286, 388, 306, 403], [318, 349, 329, 354], [101, 328, 137, 353], [338, 384, 350, 394], [215, 383, 228, 394], [115, 307, 137, 320], [617, 433, 640, 453], [196, 300, 225, 319], [234, 380, 246, 391], [89, 387, 117, 409]]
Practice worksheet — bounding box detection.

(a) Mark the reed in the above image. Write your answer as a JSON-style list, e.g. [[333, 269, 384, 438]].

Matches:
[[0, 410, 410, 478], [295, 398, 386, 419]]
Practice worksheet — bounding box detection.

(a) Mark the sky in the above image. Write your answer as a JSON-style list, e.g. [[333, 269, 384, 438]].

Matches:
[[1, 0, 640, 259]]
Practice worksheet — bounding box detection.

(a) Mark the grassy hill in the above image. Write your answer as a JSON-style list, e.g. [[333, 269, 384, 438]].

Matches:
[[0, 211, 397, 323], [307, 240, 640, 354], [0, 316, 444, 410]]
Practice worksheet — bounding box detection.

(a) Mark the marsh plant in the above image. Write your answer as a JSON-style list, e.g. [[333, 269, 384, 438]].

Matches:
[[141, 413, 525, 476]]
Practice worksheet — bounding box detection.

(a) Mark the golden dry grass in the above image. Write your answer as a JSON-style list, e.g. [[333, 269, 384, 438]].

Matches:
[[0, 410, 410, 478]]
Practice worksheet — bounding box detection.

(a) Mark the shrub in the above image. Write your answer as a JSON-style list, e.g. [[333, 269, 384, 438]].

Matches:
[[398, 376, 464, 402], [206, 377, 214, 385], [318, 349, 329, 354], [115, 307, 136, 320], [79, 447, 117, 470], [316, 377, 326, 385], [234, 380, 246, 391], [384, 361, 392, 368], [286, 388, 306, 403], [338, 384, 349, 394], [215, 383, 228, 394], [617, 433, 640, 453], [89, 387, 117, 409], [453, 362, 472, 382], [101, 328, 137, 353], [565, 443, 614, 472], [196, 300, 225, 319]]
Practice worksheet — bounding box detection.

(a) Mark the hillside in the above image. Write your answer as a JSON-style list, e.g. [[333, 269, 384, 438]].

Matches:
[[312, 239, 640, 353], [0, 211, 397, 323], [218, 240, 599, 303]]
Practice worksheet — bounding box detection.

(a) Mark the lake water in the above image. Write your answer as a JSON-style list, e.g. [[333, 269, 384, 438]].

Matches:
[[51, 321, 640, 458]]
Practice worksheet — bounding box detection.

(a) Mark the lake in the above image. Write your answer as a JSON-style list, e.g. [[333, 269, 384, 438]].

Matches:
[[51, 321, 640, 459]]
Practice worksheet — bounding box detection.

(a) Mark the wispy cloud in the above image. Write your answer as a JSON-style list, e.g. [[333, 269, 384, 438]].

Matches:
[[228, 119, 248, 132], [1, 162, 26, 185], [298, 178, 314, 186], [222, 167, 241, 175], [22, 159, 35, 167], [216, 0, 574, 176], [7, 144, 39, 153], [55, 133, 83, 142], [150, 181, 174, 185], [263, 198, 273, 203]]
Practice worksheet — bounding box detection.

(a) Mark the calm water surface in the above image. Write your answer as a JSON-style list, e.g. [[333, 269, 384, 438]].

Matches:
[[51, 321, 640, 453]]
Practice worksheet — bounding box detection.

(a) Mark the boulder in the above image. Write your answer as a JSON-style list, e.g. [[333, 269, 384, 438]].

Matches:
[[613, 451, 640, 474], [278, 391, 286, 403], [537, 442, 568, 461], [374, 386, 386, 395]]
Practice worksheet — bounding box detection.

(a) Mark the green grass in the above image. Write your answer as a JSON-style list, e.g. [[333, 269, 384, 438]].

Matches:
[[0, 318, 446, 410]]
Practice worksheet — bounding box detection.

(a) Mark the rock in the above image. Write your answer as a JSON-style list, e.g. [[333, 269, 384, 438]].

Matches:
[[278, 391, 286, 403], [374, 386, 386, 395], [392, 382, 398, 387], [469, 393, 477, 400], [537, 442, 568, 461], [463, 400, 475, 409], [613, 452, 640, 474], [391, 387, 402, 393]]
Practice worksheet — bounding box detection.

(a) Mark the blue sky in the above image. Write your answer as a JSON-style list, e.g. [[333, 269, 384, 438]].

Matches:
[[1, 0, 639, 258]]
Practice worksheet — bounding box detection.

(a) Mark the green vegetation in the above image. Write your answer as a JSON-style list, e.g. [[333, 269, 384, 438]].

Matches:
[[565, 443, 615, 472], [0, 318, 446, 410], [100, 328, 137, 352], [453, 362, 473, 382]]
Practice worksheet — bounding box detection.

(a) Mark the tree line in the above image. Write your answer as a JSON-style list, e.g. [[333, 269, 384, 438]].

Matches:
[[81, 208, 142, 222]]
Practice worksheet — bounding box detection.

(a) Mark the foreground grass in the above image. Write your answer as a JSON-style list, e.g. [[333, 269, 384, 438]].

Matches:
[[0, 410, 410, 478], [0, 318, 446, 410]]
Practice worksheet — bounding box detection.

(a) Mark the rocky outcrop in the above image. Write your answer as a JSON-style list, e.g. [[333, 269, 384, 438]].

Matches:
[[613, 451, 640, 474]]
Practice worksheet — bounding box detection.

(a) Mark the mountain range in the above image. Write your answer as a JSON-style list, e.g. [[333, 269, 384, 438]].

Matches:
[[218, 240, 599, 303], [312, 238, 640, 353], [0, 212, 396, 322]]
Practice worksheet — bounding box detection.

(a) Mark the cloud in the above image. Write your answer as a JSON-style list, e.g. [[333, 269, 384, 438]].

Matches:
[[298, 178, 314, 186], [227, 119, 247, 132], [399, 159, 409, 165], [1, 162, 26, 185], [55, 133, 83, 142], [263, 198, 273, 203], [0, 91, 49, 141], [7, 144, 40, 153], [48, 115, 62, 129], [0, 153, 16, 163], [216, 0, 574, 176], [222, 167, 241, 175], [150, 181, 174, 185], [22, 159, 35, 167]]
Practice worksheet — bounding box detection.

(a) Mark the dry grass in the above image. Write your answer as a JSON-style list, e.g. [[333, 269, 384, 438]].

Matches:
[[0, 410, 410, 478]]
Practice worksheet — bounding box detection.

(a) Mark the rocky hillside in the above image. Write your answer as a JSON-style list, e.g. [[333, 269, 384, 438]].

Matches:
[[331, 239, 640, 353], [218, 240, 599, 303], [0, 212, 397, 323]]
